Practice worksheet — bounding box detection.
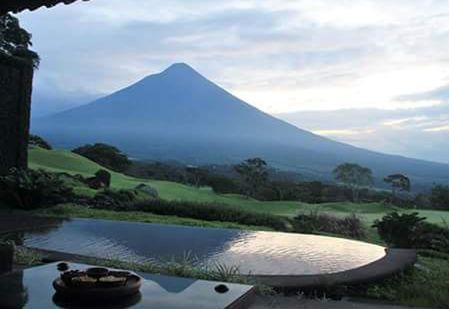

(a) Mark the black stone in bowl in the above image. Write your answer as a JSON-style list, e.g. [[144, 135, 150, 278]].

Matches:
[[85, 267, 109, 279], [57, 262, 69, 272], [60, 270, 84, 286]]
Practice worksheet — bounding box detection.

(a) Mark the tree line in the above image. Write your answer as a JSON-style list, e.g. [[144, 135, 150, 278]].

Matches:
[[30, 139, 449, 209]]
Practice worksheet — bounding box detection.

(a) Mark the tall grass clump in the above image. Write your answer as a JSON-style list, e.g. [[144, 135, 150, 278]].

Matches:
[[292, 210, 366, 239]]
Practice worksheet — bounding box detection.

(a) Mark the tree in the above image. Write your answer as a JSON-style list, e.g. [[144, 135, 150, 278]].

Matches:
[[185, 165, 208, 187], [333, 162, 373, 202], [0, 14, 40, 69], [384, 174, 410, 202], [28, 134, 52, 150], [72, 143, 131, 172], [430, 184, 449, 210], [234, 158, 268, 198], [95, 169, 111, 188]]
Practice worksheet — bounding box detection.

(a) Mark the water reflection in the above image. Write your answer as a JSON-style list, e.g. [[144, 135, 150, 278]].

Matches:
[[0, 262, 253, 308], [19, 218, 385, 275]]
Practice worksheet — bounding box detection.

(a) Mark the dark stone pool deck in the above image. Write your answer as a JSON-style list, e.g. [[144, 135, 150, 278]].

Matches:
[[254, 248, 417, 289]]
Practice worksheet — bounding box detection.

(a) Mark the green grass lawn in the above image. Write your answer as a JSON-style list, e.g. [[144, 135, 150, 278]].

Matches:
[[28, 147, 449, 227]]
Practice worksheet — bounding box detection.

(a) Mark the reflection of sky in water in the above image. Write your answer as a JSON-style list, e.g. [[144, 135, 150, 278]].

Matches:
[[23, 218, 385, 275]]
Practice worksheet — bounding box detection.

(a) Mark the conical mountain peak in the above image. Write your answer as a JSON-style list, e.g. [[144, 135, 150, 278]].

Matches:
[[161, 62, 200, 76]]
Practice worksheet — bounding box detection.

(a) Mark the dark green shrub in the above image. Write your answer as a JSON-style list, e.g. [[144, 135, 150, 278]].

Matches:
[[430, 185, 449, 210], [292, 211, 365, 239], [135, 200, 287, 230], [372, 212, 425, 248], [206, 175, 239, 194], [414, 222, 449, 253], [28, 134, 52, 150], [95, 169, 111, 188], [373, 212, 449, 253], [0, 168, 73, 209], [95, 189, 138, 203], [72, 143, 131, 172], [135, 184, 159, 199]]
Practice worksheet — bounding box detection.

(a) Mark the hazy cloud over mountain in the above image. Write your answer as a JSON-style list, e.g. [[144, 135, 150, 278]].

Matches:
[[277, 93, 449, 163], [19, 0, 449, 114]]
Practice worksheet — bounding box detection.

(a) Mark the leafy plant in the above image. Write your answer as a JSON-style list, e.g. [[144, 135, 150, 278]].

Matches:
[[372, 212, 425, 248], [373, 212, 449, 253], [94, 169, 111, 188], [0, 168, 73, 209]]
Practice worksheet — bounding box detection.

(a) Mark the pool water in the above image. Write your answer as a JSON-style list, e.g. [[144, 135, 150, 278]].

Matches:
[[21, 218, 385, 275]]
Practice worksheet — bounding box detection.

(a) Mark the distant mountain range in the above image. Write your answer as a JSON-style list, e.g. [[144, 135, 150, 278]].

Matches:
[[32, 63, 449, 190]]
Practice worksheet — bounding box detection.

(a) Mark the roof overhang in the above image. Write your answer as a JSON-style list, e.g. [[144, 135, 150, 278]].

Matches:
[[1, 0, 90, 15]]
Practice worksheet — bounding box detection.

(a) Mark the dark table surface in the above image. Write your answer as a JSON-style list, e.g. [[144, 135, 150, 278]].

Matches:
[[0, 262, 254, 308]]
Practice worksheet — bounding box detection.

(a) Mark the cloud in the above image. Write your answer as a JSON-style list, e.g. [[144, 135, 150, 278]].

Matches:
[[17, 0, 449, 115], [424, 124, 449, 132], [277, 104, 449, 163], [397, 84, 449, 102]]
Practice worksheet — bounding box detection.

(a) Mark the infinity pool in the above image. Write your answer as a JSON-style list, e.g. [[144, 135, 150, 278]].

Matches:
[[21, 218, 386, 275]]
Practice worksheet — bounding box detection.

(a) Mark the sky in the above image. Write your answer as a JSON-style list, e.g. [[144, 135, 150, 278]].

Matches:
[[18, 0, 449, 163]]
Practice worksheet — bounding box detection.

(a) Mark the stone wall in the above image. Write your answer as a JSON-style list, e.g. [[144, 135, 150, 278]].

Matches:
[[0, 54, 33, 175]]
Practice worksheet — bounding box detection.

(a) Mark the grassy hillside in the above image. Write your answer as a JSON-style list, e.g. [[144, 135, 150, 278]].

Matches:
[[28, 147, 449, 225]]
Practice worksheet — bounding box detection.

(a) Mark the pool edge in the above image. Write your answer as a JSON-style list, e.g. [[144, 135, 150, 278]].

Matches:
[[252, 248, 417, 289]]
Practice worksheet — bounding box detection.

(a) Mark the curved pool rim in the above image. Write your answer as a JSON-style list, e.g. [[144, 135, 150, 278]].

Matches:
[[252, 248, 417, 288]]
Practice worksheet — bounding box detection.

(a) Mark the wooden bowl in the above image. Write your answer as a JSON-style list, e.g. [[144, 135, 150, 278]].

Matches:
[[60, 270, 85, 286], [98, 275, 127, 288], [86, 267, 109, 279], [53, 274, 142, 300]]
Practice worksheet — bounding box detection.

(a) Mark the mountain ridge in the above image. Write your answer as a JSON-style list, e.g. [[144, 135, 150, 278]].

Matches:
[[32, 63, 449, 190]]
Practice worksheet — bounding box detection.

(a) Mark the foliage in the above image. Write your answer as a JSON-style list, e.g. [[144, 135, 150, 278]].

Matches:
[[135, 183, 159, 198], [72, 143, 131, 172], [430, 184, 449, 210], [0, 14, 40, 69], [292, 211, 366, 239], [0, 168, 73, 209], [384, 174, 410, 194], [28, 134, 52, 150], [206, 175, 240, 194], [384, 174, 411, 206], [372, 212, 426, 248], [364, 256, 449, 309], [333, 163, 373, 202], [37, 203, 274, 231], [185, 165, 208, 187], [122, 199, 287, 231], [234, 157, 269, 198], [81, 256, 274, 296], [94, 169, 111, 188], [414, 192, 432, 209], [27, 147, 449, 226], [14, 246, 44, 266], [373, 212, 449, 252], [92, 188, 144, 209], [127, 161, 187, 183]]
